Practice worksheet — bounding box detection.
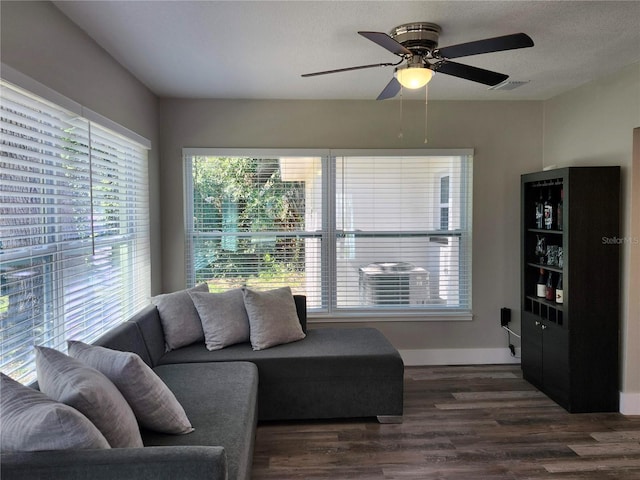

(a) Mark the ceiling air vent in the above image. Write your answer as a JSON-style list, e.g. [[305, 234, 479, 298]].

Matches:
[[488, 80, 530, 91]]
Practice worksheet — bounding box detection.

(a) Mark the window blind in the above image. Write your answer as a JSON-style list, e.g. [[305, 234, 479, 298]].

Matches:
[[184, 155, 325, 308], [0, 79, 150, 384], [334, 155, 472, 312], [184, 150, 471, 318]]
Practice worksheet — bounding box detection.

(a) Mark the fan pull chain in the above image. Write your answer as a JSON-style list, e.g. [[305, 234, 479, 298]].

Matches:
[[424, 83, 429, 144], [398, 84, 404, 143]]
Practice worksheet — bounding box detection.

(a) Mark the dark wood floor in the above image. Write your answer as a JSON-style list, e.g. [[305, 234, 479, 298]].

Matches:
[[252, 365, 640, 479]]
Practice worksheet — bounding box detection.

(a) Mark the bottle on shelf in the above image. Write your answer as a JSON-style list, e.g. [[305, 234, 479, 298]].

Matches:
[[536, 268, 547, 297], [557, 189, 564, 230], [535, 190, 544, 229], [545, 271, 555, 301], [555, 273, 564, 304], [544, 189, 554, 230]]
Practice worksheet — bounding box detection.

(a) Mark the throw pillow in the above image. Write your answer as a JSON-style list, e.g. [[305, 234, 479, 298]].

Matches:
[[189, 289, 250, 351], [243, 286, 306, 350], [151, 283, 209, 350], [0, 372, 110, 452], [35, 346, 143, 448], [68, 341, 194, 434]]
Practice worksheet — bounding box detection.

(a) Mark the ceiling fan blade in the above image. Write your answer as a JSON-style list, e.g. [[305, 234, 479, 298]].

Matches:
[[376, 77, 401, 100], [301, 62, 395, 77], [358, 31, 412, 56], [434, 61, 508, 86], [435, 33, 534, 59]]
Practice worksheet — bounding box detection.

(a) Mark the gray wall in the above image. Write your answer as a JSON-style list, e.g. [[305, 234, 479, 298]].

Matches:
[[159, 98, 543, 360], [0, 0, 162, 294], [543, 63, 640, 407], [3, 0, 635, 406]]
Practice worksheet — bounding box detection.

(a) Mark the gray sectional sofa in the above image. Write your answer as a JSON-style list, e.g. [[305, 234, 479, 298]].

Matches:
[[1, 295, 404, 480]]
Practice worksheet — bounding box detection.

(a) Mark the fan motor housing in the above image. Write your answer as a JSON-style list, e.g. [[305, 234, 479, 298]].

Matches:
[[390, 22, 441, 55]]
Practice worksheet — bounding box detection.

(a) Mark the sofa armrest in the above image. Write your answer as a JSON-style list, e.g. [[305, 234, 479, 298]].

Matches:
[[0, 446, 227, 480]]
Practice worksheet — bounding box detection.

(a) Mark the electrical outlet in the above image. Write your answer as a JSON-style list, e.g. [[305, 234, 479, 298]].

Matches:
[[500, 307, 511, 327]]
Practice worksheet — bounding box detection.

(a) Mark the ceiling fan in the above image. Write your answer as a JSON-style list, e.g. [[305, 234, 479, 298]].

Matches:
[[302, 23, 534, 100]]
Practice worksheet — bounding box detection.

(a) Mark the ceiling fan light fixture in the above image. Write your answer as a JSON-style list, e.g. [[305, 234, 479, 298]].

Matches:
[[395, 66, 434, 89]]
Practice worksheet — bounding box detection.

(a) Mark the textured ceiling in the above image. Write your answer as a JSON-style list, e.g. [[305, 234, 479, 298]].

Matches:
[[53, 1, 640, 101]]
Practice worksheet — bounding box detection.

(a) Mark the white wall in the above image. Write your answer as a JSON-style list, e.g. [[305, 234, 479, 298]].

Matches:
[[0, 0, 162, 294], [543, 63, 640, 413], [159, 98, 543, 361]]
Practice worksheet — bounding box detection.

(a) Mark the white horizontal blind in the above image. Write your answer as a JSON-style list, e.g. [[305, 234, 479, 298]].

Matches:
[[185, 155, 325, 308], [0, 80, 150, 383], [335, 155, 472, 312], [185, 151, 472, 317]]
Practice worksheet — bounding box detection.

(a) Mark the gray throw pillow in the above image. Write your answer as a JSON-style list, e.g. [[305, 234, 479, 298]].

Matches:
[[189, 289, 250, 351], [68, 341, 194, 434], [35, 346, 143, 448], [243, 286, 306, 350], [0, 372, 110, 452], [151, 284, 209, 350]]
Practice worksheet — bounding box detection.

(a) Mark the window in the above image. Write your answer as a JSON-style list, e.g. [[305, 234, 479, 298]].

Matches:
[[184, 154, 324, 306], [1, 78, 150, 383], [184, 149, 472, 318]]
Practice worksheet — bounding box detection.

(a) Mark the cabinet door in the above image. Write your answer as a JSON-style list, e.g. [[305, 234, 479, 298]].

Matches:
[[521, 312, 543, 387], [522, 312, 570, 408], [541, 323, 569, 408]]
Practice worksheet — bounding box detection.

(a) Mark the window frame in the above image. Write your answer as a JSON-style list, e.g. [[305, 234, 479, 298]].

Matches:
[[183, 148, 473, 322]]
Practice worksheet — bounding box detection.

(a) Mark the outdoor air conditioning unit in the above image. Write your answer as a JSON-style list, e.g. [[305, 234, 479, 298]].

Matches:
[[359, 262, 429, 305]]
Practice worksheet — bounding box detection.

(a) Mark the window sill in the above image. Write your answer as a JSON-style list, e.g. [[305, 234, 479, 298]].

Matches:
[[308, 310, 473, 323]]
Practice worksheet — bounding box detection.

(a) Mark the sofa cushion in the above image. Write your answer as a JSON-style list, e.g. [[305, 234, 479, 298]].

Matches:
[[0, 372, 110, 452], [152, 284, 209, 350], [67, 341, 194, 435], [157, 327, 404, 421], [35, 346, 143, 448], [242, 287, 305, 350], [144, 362, 258, 480], [189, 289, 250, 351]]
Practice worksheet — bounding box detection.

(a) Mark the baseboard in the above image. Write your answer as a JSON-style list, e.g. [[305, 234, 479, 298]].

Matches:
[[399, 348, 521, 366], [620, 392, 640, 415]]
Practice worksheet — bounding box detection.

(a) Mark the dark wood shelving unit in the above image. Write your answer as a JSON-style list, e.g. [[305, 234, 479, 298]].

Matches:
[[521, 167, 620, 413]]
